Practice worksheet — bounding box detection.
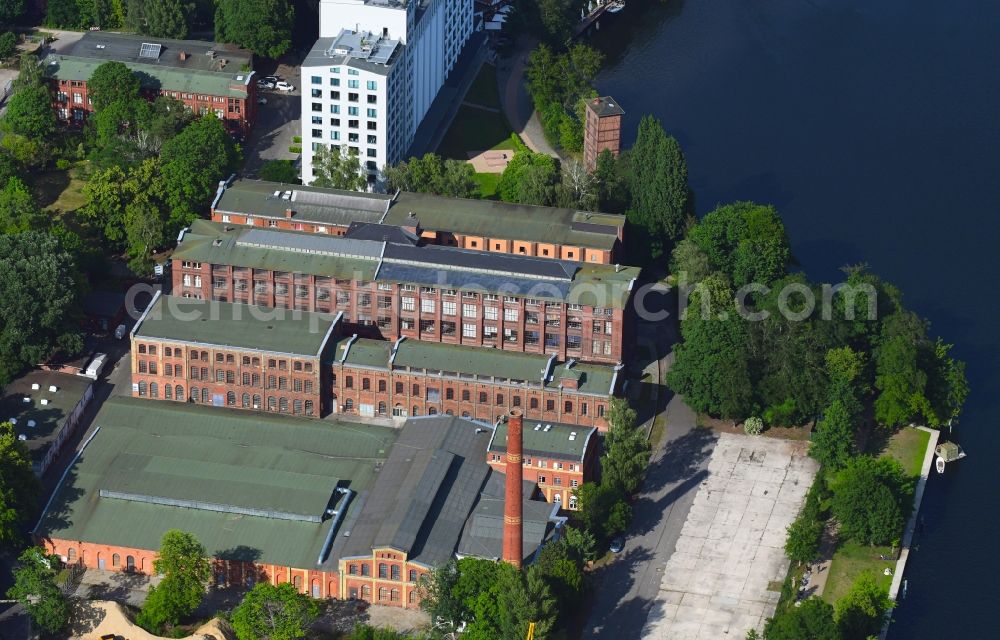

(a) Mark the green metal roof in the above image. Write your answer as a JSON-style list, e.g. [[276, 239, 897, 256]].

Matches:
[[391, 339, 551, 383], [339, 338, 393, 369], [42, 55, 250, 98], [35, 397, 396, 569], [133, 294, 338, 356], [489, 420, 596, 461], [545, 361, 617, 396]]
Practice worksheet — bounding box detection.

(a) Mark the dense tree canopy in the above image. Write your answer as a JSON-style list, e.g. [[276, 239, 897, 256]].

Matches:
[[384, 153, 478, 198], [311, 145, 367, 192], [0, 422, 40, 549], [160, 114, 241, 227], [215, 0, 294, 59], [137, 530, 211, 632], [0, 177, 42, 233], [524, 43, 603, 152], [835, 572, 892, 640], [0, 233, 83, 386], [1, 66, 57, 141], [88, 61, 141, 112], [600, 398, 651, 495], [6, 547, 70, 634], [763, 597, 839, 640], [231, 582, 320, 640], [497, 143, 561, 206], [830, 456, 911, 546], [687, 201, 792, 288], [626, 115, 691, 263]]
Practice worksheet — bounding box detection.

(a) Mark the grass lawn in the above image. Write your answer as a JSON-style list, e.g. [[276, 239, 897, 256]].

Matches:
[[882, 426, 931, 478], [472, 172, 500, 199], [822, 540, 895, 604], [33, 164, 89, 213], [464, 63, 501, 108], [436, 105, 516, 159]]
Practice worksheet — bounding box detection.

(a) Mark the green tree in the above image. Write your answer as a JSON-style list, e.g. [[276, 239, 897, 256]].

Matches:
[[666, 275, 755, 419], [575, 481, 630, 540], [763, 597, 838, 640], [137, 530, 211, 632], [830, 456, 911, 546], [593, 148, 629, 213], [88, 60, 141, 111], [810, 398, 857, 470], [0, 177, 42, 233], [670, 239, 712, 285], [687, 201, 792, 288], [0, 421, 40, 548], [259, 159, 299, 184], [144, 0, 189, 38], [1, 82, 56, 141], [231, 582, 320, 640], [601, 398, 650, 495], [0, 0, 25, 25], [0, 32, 16, 60], [384, 153, 477, 198], [311, 145, 367, 191], [784, 512, 823, 566], [835, 572, 891, 640], [626, 115, 691, 262], [215, 0, 294, 58], [160, 114, 240, 228], [0, 233, 83, 386], [561, 525, 598, 562], [6, 547, 69, 634], [497, 143, 560, 205], [45, 0, 82, 28]]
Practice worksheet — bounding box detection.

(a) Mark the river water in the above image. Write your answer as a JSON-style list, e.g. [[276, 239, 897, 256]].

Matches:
[[590, 1, 1000, 637]]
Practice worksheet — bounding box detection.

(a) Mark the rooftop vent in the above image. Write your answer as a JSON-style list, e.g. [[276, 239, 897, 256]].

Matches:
[[569, 432, 577, 441], [9, 418, 16, 425], [17, 434, 26, 441], [543, 424, 552, 432], [31, 383, 39, 390], [139, 42, 162, 60], [533, 424, 542, 431], [27, 420, 36, 428], [212, 238, 223, 246], [48, 385, 58, 393], [40, 399, 50, 406], [95, 44, 106, 49], [22, 396, 30, 403]]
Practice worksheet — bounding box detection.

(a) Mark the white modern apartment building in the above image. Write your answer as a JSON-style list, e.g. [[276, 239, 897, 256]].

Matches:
[[301, 0, 474, 185]]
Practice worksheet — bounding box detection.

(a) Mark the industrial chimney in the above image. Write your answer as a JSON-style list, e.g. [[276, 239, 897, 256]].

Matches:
[[503, 409, 524, 568]]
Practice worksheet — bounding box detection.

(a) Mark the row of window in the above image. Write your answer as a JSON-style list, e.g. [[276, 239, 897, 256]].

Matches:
[[489, 454, 581, 473], [332, 385, 606, 418], [137, 344, 314, 372], [137, 383, 317, 415], [346, 563, 419, 582]]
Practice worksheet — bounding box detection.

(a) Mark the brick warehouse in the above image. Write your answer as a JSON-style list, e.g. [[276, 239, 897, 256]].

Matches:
[[131, 293, 621, 430], [36, 400, 568, 609], [210, 179, 626, 263], [169, 219, 639, 364], [42, 32, 257, 136]]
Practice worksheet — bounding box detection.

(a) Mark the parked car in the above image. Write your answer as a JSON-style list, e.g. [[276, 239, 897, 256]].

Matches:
[[275, 81, 295, 92], [262, 75, 280, 84], [114, 324, 128, 340], [257, 79, 276, 90], [609, 536, 625, 553]]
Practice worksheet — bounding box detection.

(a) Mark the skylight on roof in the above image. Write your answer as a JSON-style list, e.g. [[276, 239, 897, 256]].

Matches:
[[139, 42, 162, 59]]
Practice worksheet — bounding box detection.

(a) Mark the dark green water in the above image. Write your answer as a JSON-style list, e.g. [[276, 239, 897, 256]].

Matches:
[[590, 1, 1000, 637]]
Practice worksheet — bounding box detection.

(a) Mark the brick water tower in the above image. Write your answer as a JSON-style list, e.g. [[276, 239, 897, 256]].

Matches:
[[584, 96, 625, 171]]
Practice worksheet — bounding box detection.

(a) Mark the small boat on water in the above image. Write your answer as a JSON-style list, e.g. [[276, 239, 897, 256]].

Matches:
[[607, 0, 626, 14], [935, 441, 967, 473]]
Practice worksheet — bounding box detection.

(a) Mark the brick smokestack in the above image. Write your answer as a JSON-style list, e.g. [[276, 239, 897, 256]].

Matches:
[[503, 409, 524, 568]]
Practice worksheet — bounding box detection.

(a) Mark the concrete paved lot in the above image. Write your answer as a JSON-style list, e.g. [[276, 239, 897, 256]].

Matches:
[[243, 84, 301, 177], [642, 433, 818, 639]]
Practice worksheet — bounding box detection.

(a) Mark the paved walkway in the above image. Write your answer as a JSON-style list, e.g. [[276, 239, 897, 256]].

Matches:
[[642, 434, 819, 639], [497, 39, 559, 158]]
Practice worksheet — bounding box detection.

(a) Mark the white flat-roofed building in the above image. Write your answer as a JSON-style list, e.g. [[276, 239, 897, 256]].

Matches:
[[303, 0, 475, 186]]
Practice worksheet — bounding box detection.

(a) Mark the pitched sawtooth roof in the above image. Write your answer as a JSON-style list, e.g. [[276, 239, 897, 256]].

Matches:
[[330, 415, 561, 569], [34, 398, 397, 570], [132, 292, 340, 357], [173, 220, 639, 308], [213, 179, 624, 251]]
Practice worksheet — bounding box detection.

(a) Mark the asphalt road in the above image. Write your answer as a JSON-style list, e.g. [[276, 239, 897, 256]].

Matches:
[[582, 357, 719, 638]]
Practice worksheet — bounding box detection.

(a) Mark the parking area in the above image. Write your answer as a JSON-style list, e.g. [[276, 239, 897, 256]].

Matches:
[[642, 433, 819, 640], [242, 68, 301, 177]]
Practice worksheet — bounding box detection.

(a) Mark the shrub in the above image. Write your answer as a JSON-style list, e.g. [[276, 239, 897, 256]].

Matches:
[[292, 135, 302, 143], [0, 32, 17, 61], [744, 416, 764, 435], [55, 159, 72, 170], [288, 145, 301, 154]]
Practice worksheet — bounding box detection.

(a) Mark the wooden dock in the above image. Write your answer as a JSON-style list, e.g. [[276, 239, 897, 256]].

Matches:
[[574, 4, 613, 38]]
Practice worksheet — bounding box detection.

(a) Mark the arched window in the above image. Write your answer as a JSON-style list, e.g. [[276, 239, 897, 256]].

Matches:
[[428, 407, 438, 415], [191, 350, 199, 361], [293, 575, 303, 591], [362, 378, 370, 390], [165, 385, 173, 400], [344, 399, 354, 411], [67, 548, 77, 563], [148, 345, 157, 356], [462, 411, 470, 417], [201, 388, 209, 403], [137, 381, 147, 397], [148, 362, 157, 375], [496, 394, 504, 405], [252, 394, 261, 409], [446, 388, 454, 400], [216, 369, 225, 383], [242, 393, 251, 408], [462, 390, 470, 401], [412, 406, 420, 416], [361, 563, 370, 577], [242, 356, 251, 365], [379, 587, 388, 601], [164, 363, 173, 377], [112, 553, 120, 567], [390, 565, 400, 580], [395, 382, 403, 394], [305, 400, 314, 415], [216, 353, 224, 363], [227, 354, 235, 364], [165, 347, 172, 357], [312, 580, 321, 598], [175, 385, 183, 400], [279, 397, 289, 412], [293, 399, 302, 414], [378, 402, 386, 415], [138, 344, 146, 354], [126, 555, 135, 571], [150, 382, 158, 398], [409, 590, 417, 603], [530, 397, 539, 409], [408, 569, 417, 582], [446, 409, 453, 415], [393, 404, 406, 417], [564, 401, 573, 413], [190, 386, 199, 402], [390, 588, 400, 602], [268, 396, 277, 411], [513, 396, 521, 407], [345, 376, 354, 389], [479, 392, 487, 403], [268, 375, 276, 389], [378, 563, 387, 578], [226, 370, 235, 384], [200, 351, 208, 361], [362, 585, 371, 600], [378, 380, 386, 392], [227, 391, 236, 406]]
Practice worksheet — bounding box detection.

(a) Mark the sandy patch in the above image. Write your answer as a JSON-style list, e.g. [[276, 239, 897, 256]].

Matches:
[[70, 601, 233, 640]]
